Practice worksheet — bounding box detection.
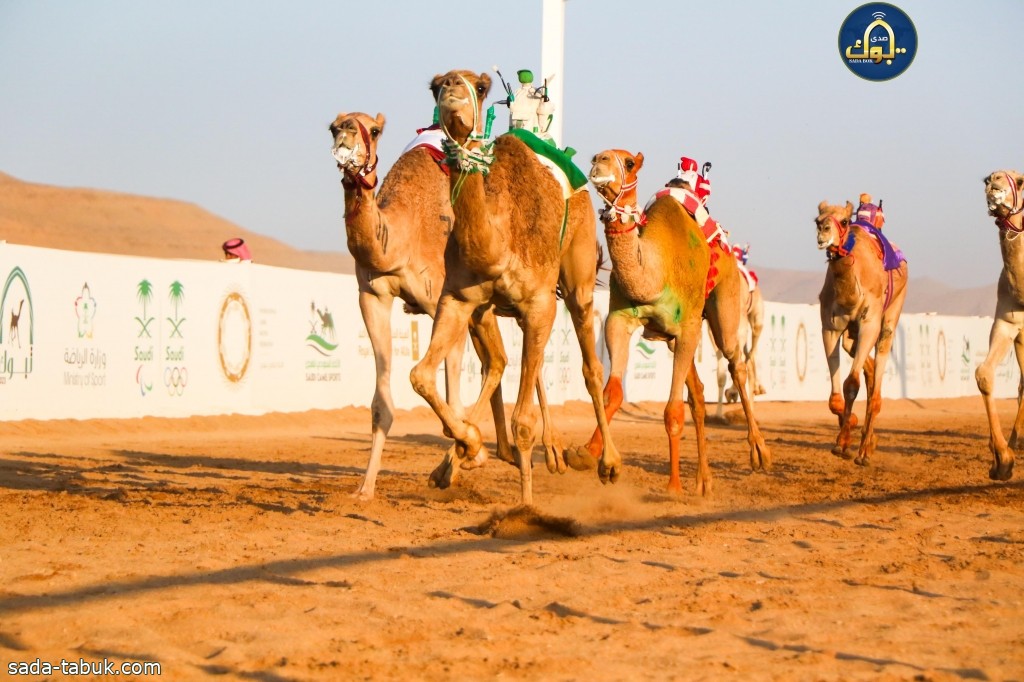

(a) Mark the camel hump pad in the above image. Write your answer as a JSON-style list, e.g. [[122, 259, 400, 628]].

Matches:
[[645, 187, 724, 246], [505, 128, 588, 197]]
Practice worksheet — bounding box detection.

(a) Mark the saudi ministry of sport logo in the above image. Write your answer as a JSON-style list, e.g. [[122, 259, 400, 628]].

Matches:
[[838, 3, 917, 81]]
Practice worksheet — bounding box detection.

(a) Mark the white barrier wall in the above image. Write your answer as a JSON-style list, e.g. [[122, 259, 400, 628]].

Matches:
[[0, 242, 1017, 421]]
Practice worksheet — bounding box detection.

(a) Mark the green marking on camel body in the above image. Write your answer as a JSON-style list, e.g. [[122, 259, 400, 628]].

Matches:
[[622, 285, 684, 327]]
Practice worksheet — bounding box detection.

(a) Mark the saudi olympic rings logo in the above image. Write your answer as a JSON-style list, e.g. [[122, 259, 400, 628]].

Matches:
[[164, 366, 188, 396]]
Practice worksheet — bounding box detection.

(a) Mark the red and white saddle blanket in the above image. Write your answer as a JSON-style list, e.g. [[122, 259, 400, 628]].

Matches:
[[401, 124, 449, 174], [644, 187, 725, 246], [735, 261, 757, 293]]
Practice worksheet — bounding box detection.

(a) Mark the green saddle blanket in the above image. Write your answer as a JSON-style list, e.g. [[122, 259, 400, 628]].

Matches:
[[505, 128, 588, 191]]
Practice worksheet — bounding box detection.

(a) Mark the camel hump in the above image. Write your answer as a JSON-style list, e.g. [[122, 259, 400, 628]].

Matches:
[[855, 223, 906, 271], [503, 129, 588, 192], [644, 187, 724, 246]]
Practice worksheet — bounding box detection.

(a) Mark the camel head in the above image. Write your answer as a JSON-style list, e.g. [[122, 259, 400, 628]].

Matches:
[[589, 150, 644, 203], [815, 200, 854, 250], [430, 70, 491, 144], [984, 170, 1024, 221], [329, 111, 385, 188]]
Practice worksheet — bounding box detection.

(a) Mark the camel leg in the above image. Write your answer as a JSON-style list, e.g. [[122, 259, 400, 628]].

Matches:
[[976, 319, 1018, 480], [714, 350, 729, 419], [578, 310, 638, 478], [748, 298, 766, 396], [665, 318, 704, 494], [708, 292, 771, 471], [509, 298, 558, 505], [410, 296, 488, 490], [534, 376, 565, 474], [467, 310, 514, 466], [1008, 332, 1024, 450], [856, 325, 894, 466], [353, 290, 396, 500], [822, 326, 847, 449], [683, 360, 711, 495], [558, 248, 621, 485], [840, 320, 881, 463]]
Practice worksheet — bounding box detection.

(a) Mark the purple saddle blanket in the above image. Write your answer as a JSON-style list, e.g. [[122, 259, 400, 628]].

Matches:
[[852, 221, 906, 271]]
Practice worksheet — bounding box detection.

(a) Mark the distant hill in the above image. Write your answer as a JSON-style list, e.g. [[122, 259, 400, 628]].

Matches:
[[0, 171, 997, 316], [0, 171, 354, 274]]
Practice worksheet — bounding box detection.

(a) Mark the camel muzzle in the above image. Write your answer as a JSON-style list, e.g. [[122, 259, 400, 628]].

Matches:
[[332, 144, 360, 170]]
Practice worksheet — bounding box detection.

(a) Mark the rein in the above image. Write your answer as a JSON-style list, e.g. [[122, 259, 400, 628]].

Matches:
[[338, 119, 379, 191]]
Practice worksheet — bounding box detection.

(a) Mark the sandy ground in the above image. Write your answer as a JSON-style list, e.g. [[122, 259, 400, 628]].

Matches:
[[1, 396, 1022, 681]]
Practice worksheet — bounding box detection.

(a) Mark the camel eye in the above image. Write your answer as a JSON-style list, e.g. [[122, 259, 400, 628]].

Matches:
[[476, 84, 487, 95], [370, 127, 381, 139], [624, 158, 635, 171]]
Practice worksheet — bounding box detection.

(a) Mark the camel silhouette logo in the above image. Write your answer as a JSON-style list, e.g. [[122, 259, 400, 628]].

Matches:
[[306, 300, 338, 355], [0, 266, 35, 380], [838, 3, 917, 82]]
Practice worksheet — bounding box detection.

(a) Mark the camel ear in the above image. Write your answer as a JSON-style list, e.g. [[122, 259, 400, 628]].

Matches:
[[374, 113, 386, 134], [844, 201, 854, 218], [817, 200, 829, 214], [634, 152, 645, 171], [429, 74, 446, 101]]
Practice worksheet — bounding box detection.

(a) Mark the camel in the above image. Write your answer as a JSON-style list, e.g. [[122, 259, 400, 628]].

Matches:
[[9, 300, 24, 348], [583, 150, 769, 494], [316, 307, 336, 339], [815, 200, 908, 465], [976, 170, 1024, 481], [711, 251, 766, 418], [408, 69, 618, 505], [331, 110, 545, 500]]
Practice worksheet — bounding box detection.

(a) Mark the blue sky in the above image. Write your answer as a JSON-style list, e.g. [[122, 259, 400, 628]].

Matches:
[[1, 0, 1022, 288]]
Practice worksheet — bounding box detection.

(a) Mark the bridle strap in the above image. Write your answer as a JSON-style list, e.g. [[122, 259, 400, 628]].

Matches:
[[825, 215, 854, 260], [997, 172, 1024, 234], [340, 119, 379, 190], [597, 154, 643, 234]]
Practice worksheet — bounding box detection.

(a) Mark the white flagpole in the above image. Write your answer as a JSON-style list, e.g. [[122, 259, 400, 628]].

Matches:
[[541, 0, 566, 147]]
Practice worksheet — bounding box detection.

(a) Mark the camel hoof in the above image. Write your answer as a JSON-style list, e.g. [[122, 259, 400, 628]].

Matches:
[[565, 446, 598, 471], [598, 460, 620, 484], [349, 488, 374, 501], [694, 478, 712, 497], [495, 445, 517, 466], [754, 385, 766, 396], [989, 461, 1014, 481], [854, 455, 870, 467], [751, 443, 772, 472], [428, 456, 458, 489], [459, 445, 490, 470], [832, 445, 852, 460], [543, 444, 567, 474]]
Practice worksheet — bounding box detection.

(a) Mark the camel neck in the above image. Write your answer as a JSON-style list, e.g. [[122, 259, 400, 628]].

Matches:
[[603, 215, 666, 303], [343, 184, 398, 272], [447, 169, 507, 277]]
